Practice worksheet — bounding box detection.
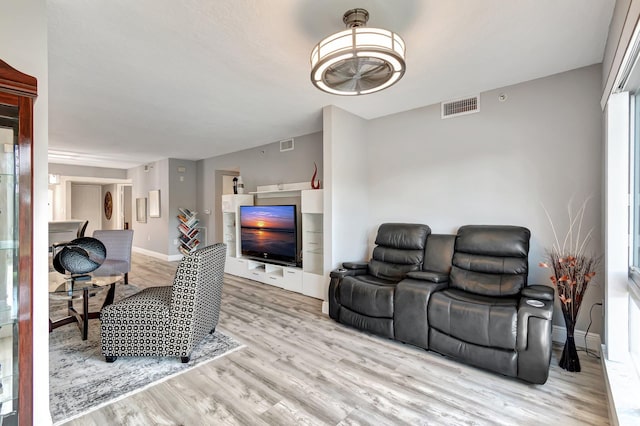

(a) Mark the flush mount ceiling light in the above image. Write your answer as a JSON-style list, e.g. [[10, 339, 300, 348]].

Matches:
[[310, 8, 406, 96]]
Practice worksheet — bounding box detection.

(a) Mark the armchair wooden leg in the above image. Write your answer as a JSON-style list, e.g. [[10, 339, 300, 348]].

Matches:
[[181, 356, 190, 363], [124, 272, 128, 285], [105, 356, 117, 363]]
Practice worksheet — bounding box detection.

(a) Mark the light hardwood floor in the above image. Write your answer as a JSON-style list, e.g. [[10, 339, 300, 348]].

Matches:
[[63, 253, 610, 425]]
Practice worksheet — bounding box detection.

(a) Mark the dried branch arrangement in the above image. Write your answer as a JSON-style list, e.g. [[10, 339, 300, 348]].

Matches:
[[539, 198, 599, 321]]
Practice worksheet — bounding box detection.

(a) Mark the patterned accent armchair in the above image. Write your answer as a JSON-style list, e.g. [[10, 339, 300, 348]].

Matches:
[[93, 230, 134, 284], [100, 243, 226, 363]]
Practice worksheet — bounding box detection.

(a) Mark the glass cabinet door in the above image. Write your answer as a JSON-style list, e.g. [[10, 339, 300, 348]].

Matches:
[[0, 117, 18, 423], [0, 58, 36, 426]]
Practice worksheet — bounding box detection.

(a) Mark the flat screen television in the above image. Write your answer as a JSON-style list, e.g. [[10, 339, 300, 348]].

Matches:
[[239, 205, 297, 265]]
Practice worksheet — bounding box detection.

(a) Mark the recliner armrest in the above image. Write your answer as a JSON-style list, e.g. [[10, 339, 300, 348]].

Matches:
[[330, 266, 368, 279], [330, 262, 369, 278], [521, 284, 554, 301], [342, 261, 368, 270], [516, 296, 553, 351], [394, 278, 449, 348], [406, 271, 449, 283]]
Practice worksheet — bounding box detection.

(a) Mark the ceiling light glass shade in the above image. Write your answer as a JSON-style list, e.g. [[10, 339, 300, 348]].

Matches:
[[310, 10, 406, 96]]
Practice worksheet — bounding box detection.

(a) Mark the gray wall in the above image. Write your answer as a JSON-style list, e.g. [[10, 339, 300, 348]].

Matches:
[[127, 159, 197, 256], [49, 163, 128, 179], [127, 159, 170, 254], [361, 64, 603, 336], [196, 132, 323, 244], [168, 159, 197, 255]]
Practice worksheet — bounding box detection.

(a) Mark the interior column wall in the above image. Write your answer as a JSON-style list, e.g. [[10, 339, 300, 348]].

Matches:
[[323, 106, 370, 270]]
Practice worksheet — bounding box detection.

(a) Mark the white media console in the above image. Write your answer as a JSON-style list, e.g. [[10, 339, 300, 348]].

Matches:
[[222, 183, 326, 300]]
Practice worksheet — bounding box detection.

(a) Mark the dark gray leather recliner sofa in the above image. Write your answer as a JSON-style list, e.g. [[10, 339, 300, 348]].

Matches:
[[329, 224, 555, 384]]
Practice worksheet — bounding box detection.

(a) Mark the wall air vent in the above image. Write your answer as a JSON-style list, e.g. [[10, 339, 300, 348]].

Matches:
[[280, 138, 294, 152], [441, 95, 480, 119]]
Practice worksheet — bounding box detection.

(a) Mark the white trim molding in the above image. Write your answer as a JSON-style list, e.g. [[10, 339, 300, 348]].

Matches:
[[552, 325, 601, 355], [133, 246, 183, 262]]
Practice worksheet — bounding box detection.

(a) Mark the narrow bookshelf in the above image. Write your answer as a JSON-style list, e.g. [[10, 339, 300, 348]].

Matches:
[[177, 208, 200, 255]]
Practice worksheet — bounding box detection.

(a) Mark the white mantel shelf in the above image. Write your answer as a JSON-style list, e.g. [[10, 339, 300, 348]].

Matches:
[[250, 181, 314, 198]]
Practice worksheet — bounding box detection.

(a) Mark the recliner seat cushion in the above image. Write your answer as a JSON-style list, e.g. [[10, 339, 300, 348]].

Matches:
[[428, 288, 518, 350], [339, 275, 396, 318]]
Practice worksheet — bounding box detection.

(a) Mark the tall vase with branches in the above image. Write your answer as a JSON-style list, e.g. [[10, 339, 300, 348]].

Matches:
[[540, 199, 598, 372]]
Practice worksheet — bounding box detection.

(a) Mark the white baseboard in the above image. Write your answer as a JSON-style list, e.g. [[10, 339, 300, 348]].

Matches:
[[133, 246, 183, 262], [321, 301, 328, 315], [552, 325, 601, 355]]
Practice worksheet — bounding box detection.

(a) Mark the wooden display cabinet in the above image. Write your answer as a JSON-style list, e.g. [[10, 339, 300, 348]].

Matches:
[[0, 59, 37, 425]]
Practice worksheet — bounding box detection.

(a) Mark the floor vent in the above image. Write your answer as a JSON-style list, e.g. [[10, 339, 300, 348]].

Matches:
[[441, 95, 480, 119], [280, 138, 294, 152]]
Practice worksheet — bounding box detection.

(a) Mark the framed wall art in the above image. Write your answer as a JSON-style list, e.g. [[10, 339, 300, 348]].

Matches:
[[149, 189, 160, 218], [136, 197, 147, 223], [104, 191, 113, 220]]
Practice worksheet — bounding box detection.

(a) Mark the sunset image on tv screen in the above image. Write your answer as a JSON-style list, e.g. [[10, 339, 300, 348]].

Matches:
[[240, 205, 295, 230]]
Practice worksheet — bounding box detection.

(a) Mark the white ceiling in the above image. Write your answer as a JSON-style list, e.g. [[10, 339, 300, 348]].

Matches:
[[47, 0, 615, 169]]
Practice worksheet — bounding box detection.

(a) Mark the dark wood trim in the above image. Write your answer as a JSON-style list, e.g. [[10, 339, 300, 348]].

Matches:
[[0, 91, 20, 107], [17, 94, 33, 426], [0, 60, 37, 98], [0, 100, 19, 133]]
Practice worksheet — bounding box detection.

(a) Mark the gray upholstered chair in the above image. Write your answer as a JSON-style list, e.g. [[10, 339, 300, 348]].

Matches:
[[92, 229, 134, 284], [50, 220, 88, 254], [100, 243, 226, 363]]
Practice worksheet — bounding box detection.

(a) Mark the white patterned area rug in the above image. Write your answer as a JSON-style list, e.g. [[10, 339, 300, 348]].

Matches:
[[49, 284, 244, 425]]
